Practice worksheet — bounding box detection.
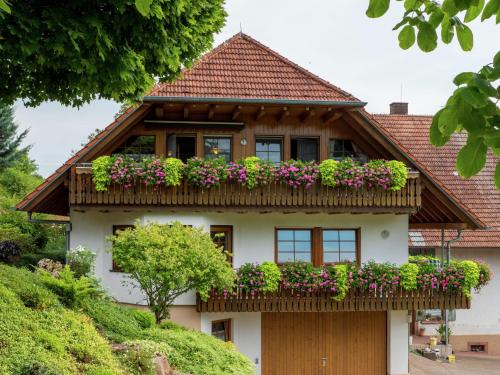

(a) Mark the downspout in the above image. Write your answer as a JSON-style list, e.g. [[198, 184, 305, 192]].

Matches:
[[444, 229, 463, 346], [27, 212, 72, 261]]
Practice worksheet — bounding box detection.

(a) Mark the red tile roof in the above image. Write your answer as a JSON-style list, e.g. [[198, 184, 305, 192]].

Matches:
[[373, 114, 500, 248], [148, 33, 360, 103]]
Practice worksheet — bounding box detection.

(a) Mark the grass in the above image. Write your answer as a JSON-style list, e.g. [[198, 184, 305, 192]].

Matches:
[[0, 264, 254, 375]]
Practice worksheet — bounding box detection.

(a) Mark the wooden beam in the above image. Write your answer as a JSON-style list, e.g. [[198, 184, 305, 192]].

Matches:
[[277, 106, 290, 123], [232, 105, 242, 120], [208, 104, 219, 120], [155, 106, 164, 118], [183, 106, 189, 119], [300, 107, 316, 123], [255, 106, 265, 121], [322, 110, 343, 123]]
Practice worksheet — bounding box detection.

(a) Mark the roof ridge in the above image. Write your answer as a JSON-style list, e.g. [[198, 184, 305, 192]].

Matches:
[[372, 113, 434, 118], [238, 33, 359, 102]]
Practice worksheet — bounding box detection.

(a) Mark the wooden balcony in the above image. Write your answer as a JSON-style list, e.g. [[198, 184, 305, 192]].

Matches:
[[70, 165, 421, 213], [197, 287, 470, 313]]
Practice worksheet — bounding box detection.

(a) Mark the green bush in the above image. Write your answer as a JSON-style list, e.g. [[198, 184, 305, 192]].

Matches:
[[163, 158, 184, 187], [385, 160, 408, 191], [66, 246, 96, 278], [319, 159, 339, 187], [92, 156, 112, 192], [116, 340, 171, 375], [400, 263, 419, 291], [460, 260, 480, 297], [129, 308, 155, 329], [260, 261, 281, 293], [331, 264, 348, 301]]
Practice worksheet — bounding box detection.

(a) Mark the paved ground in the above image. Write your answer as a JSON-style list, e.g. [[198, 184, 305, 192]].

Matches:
[[410, 353, 500, 374]]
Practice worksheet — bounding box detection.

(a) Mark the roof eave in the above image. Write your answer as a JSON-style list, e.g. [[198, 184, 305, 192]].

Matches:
[[143, 96, 367, 107]]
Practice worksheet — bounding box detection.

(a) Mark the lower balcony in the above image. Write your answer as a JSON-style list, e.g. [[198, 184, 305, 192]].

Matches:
[[197, 287, 470, 313]]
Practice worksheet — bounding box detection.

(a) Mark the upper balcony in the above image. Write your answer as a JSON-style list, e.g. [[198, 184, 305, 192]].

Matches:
[[69, 163, 421, 213]]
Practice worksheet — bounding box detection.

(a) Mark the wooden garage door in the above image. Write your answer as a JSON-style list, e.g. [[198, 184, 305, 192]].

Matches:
[[262, 312, 386, 375]]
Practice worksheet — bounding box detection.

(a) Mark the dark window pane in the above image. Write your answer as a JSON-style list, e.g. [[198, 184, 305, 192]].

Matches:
[[212, 320, 230, 342], [113, 135, 155, 158], [291, 138, 318, 162], [205, 137, 231, 162]]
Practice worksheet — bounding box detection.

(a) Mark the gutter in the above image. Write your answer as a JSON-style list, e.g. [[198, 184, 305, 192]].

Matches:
[[356, 110, 484, 230], [142, 96, 367, 107]]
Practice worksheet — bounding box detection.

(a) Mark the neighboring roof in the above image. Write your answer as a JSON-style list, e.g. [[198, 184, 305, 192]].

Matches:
[[147, 33, 361, 104], [373, 114, 500, 248]]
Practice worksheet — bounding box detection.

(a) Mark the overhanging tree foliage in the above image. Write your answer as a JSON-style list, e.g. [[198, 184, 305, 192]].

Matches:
[[0, 0, 226, 107], [109, 221, 234, 323], [0, 104, 29, 170], [365, 0, 500, 188]]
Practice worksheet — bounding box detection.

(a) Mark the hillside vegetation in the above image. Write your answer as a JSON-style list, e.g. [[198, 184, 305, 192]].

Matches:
[[0, 264, 254, 375]]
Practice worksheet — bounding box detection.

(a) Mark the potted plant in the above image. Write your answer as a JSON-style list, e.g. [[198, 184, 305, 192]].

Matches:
[[418, 326, 426, 337], [436, 324, 452, 344]]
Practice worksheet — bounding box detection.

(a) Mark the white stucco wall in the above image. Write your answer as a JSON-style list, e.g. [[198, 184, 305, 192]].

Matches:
[[450, 248, 500, 335], [70, 209, 409, 374]]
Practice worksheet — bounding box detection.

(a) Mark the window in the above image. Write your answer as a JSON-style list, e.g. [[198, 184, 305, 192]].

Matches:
[[329, 139, 368, 162], [113, 135, 155, 158], [322, 229, 357, 263], [167, 134, 196, 162], [212, 319, 231, 342], [204, 136, 232, 162], [210, 225, 233, 265], [276, 229, 312, 263], [111, 225, 134, 271], [291, 138, 318, 162], [276, 228, 359, 266], [256, 138, 282, 165]]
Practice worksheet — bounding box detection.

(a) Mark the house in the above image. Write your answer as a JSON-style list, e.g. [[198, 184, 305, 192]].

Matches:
[[374, 113, 500, 355], [16, 33, 488, 375]]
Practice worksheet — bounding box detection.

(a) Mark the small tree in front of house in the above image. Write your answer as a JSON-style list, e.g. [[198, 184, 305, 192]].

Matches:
[[108, 221, 234, 324]]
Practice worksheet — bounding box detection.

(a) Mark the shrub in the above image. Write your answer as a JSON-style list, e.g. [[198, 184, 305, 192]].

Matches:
[[37, 266, 104, 308], [459, 260, 480, 297], [260, 261, 281, 293], [318, 159, 339, 187], [331, 264, 348, 301], [385, 160, 408, 191], [109, 221, 234, 323], [0, 225, 35, 256], [162, 158, 184, 187], [91, 156, 112, 192], [400, 263, 419, 291], [185, 157, 227, 188], [275, 160, 319, 189], [66, 246, 96, 278], [129, 308, 156, 329]]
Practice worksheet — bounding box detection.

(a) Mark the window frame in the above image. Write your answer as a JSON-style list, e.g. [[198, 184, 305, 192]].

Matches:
[[274, 227, 360, 267], [203, 135, 232, 162], [290, 136, 319, 162], [328, 139, 356, 160], [112, 135, 156, 157], [210, 225, 233, 266], [211, 319, 232, 342], [111, 225, 134, 272], [255, 136, 283, 165]]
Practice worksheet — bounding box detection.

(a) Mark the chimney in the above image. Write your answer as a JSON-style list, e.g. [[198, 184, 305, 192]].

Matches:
[[389, 102, 408, 115]]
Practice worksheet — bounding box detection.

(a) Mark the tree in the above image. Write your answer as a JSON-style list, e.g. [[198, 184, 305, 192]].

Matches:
[[109, 221, 234, 323], [0, 0, 226, 107], [0, 104, 29, 170], [365, 0, 500, 188]]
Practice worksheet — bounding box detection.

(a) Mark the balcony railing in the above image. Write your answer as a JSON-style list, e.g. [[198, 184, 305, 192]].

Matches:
[[70, 165, 421, 213], [197, 287, 470, 313]]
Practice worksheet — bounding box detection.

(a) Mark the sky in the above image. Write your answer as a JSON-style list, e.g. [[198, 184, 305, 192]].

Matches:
[[14, 0, 500, 177]]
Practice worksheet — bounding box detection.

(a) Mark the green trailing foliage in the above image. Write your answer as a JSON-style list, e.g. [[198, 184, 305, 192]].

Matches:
[[364, 0, 500, 188], [399, 263, 419, 291], [386, 160, 408, 190], [318, 159, 339, 187], [0, 0, 227, 107], [459, 260, 480, 297], [162, 158, 184, 187], [259, 261, 281, 293], [332, 264, 349, 301], [92, 156, 113, 192]]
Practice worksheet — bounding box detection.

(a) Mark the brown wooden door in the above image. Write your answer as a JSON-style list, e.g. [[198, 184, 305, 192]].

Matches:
[[261, 312, 386, 375]]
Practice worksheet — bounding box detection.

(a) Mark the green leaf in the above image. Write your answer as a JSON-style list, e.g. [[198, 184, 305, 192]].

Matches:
[[456, 138, 488, 178], [441, 16, 455, 44], [429, 9, 445, 28], [443, 0, 460, 16], [404, 0, 418, 11], [460, 87, 489, 108], [464, 0, 485, 21], [393, 17, 410, 30], [456, 24, 474, 51], [495, 162, 500, 190], [430, 110, 451, 147], [135, 0, 153, 16], [366, 0, 390, 18], [460, 108, 486, 132], [471, 77, 497, 97], [398, 25, 416, 49], [417, 22, 438, 52], [453, 71, 476, 85], [482, 0, 500, 21], [494, 50, 500, 66], [438, 106, 460, 135], [0, 0, 10, 13]]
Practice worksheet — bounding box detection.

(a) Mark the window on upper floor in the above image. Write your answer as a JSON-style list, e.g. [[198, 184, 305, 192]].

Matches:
[[113, 135, 155, 159], [204, 136, 232, 162], [210, 225, 233, 265], [256, 138, 283, 165], [328, 139, 368, 162], [212, 319, 232, 342], [291, 138, 318, 162], [167, 134, 196, 162], [276, 227, 360, 266]]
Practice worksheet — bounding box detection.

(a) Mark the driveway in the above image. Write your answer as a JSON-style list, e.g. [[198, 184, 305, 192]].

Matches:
[[410, 353, 500, 374]]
